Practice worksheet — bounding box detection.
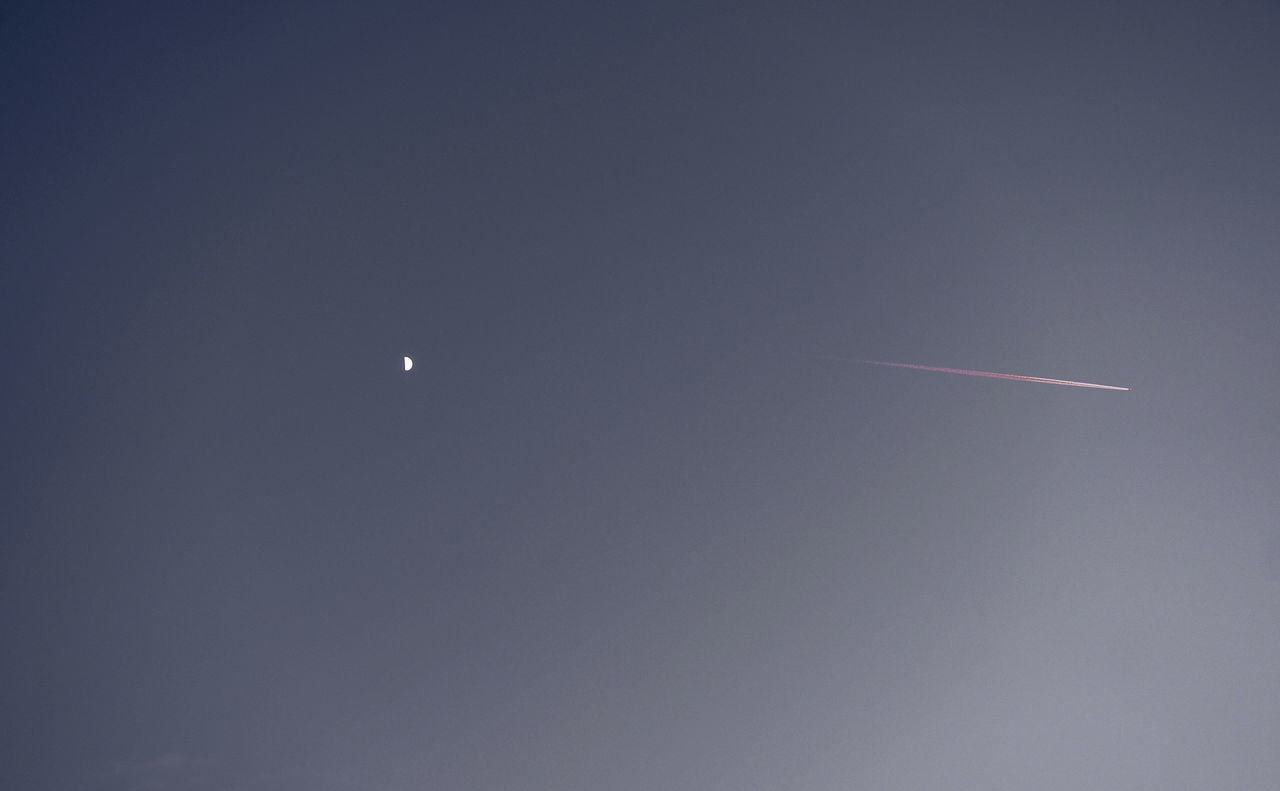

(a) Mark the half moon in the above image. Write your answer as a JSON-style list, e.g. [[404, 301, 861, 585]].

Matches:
[[403, 356, 413, 371]]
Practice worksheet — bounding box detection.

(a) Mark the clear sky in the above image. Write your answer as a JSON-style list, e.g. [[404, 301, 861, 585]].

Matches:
[[5, 2, 1280, 789]]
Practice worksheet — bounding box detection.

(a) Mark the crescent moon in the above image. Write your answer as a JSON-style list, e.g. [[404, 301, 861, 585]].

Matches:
[[403, 356, 413, 371]]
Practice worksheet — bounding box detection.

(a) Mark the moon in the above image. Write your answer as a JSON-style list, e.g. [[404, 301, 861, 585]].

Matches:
[[403, 356, 413, 372]]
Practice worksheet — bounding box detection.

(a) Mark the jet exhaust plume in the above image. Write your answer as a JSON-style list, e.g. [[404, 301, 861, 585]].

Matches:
[[855, 359, 1130, 391]]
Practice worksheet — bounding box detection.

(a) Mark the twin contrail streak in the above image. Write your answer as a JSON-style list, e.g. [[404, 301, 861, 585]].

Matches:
[[857, 359, 1131, 391]]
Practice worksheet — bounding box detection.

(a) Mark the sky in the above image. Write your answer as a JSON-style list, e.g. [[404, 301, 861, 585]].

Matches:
[[4, 1, 1280, 788]]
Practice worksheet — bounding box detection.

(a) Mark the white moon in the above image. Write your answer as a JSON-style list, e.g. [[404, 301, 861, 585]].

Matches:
[[403, 356, 413, 371]]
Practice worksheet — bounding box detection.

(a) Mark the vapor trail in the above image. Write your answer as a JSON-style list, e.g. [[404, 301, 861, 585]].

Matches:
[[855, 359, 1131, 391]]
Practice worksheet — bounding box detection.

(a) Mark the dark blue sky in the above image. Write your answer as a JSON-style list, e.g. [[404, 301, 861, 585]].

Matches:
[[5, 2, 1280, 789]]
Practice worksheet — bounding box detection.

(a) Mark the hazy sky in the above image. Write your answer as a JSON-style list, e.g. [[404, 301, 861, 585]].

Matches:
[[5, 2, 1280, 789]]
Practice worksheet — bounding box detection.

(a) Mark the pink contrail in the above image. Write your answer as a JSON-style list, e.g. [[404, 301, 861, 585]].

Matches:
[[857, 359, 1131, 391]]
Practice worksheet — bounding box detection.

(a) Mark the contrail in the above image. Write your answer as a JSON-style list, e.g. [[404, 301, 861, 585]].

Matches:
[[854, 359, 1131, 391]]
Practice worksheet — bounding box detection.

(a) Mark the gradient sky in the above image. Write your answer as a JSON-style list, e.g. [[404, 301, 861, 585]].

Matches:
[[5, 2, 1280, 789]]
